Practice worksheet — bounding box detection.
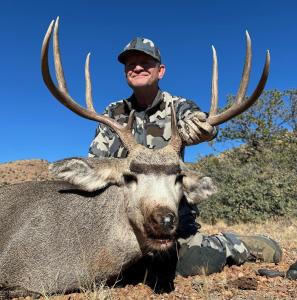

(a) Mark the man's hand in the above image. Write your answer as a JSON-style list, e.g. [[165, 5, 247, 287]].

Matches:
[[178, 111, 217, 145]]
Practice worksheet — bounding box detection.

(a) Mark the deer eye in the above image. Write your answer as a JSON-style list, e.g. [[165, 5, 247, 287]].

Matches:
[[123, 173, 138, 185], [175, 174, 185, 185]]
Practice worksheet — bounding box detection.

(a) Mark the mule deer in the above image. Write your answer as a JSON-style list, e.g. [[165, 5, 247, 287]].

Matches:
[[0, 17, 269, 297]]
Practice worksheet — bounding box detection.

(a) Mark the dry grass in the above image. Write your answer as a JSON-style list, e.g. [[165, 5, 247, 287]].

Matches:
[[33, 283, 112, 300]]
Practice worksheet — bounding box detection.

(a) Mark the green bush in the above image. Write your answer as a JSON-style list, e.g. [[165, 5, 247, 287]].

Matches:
[[193, 133, 297, 224]]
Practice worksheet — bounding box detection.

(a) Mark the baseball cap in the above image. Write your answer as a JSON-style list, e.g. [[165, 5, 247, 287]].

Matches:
[[118, 37, 161, 64]]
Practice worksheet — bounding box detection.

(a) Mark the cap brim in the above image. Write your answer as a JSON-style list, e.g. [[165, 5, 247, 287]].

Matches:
[[118, 49, 160, 64]]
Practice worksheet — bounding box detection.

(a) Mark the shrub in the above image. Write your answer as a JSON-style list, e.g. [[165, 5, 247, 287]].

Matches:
[[194, 133, 297, 224]]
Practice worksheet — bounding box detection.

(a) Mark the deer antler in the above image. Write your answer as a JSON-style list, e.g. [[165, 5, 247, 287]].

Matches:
[[41, 17, 137, 151], [208, 31, 270, 126]]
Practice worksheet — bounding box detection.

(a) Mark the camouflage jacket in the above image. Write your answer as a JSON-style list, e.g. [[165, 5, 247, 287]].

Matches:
[[88, 90, 202, 159]]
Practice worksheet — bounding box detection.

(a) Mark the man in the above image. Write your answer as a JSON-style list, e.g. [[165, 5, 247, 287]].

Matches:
[[88, 37, 282, 284]]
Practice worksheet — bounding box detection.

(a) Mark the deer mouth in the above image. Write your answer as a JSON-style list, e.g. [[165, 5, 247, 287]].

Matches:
[[146, 235, 176, 251]]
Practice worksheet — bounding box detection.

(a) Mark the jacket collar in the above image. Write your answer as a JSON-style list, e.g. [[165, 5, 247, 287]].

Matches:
[[124, 89, 164, 112]]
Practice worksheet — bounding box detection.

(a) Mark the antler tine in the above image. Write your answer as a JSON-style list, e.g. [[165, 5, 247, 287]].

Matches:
[[85, 53, 95, 112], [167, 101, 182, 153], [235, 31, 252, 104], [209, 45, 218, 116], [41, 18, 137, 151], [207, 37, 270, 126], [126, 110, 135, 131], [53, 17, 68, 93]]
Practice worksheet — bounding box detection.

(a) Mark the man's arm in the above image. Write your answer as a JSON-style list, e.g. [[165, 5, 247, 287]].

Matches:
[[175, 99, 218, 146]]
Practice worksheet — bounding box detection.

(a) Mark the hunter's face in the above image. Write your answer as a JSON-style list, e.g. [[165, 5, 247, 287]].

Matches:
[[124, 52, 165, 90]]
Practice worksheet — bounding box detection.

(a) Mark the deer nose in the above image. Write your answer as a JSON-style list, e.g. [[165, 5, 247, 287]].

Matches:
[[162, 213, 176, 229]]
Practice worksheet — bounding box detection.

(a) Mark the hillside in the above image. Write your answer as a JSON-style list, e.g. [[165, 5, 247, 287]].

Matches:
[[0, 159, 53, 187]]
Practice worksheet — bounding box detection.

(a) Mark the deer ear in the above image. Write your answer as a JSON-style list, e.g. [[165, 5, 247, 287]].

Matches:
[[49, 158, 123, 192], [182, 170, 217, 204]]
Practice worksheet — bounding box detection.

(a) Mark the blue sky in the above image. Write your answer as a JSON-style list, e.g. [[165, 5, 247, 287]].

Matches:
[[0, 0, 296, 163]]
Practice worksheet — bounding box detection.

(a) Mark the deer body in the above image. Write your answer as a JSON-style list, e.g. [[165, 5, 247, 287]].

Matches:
[[0, 151, 214, 295]]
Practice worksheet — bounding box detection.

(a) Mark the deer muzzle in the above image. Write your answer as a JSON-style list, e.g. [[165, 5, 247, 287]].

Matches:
[[144, 207, 178, 251]]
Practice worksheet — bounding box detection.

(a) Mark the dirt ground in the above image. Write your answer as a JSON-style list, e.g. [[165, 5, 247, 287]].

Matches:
[[9, 219, 296, 300]]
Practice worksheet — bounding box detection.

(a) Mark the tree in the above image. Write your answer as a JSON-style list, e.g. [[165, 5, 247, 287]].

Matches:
[[215, 90, 289, 147], [285, 89, 297, 133]]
